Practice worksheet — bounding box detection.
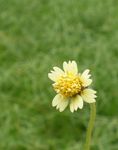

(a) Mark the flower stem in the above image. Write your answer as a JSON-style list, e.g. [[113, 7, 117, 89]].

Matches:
[[84, 103, 96, 150]]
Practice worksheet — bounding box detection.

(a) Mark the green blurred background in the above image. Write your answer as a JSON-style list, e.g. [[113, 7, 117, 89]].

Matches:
[[0, 0, 118, 149]]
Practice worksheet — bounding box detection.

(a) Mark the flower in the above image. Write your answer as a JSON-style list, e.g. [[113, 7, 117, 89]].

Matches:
[[48, 61, 97, 113]]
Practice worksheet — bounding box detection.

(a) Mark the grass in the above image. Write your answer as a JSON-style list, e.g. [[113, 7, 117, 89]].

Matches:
[[0, 0, 118, 149]]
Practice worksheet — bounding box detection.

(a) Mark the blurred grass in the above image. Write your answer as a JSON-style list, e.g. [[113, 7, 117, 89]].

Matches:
[[0, 0, 118, 149]]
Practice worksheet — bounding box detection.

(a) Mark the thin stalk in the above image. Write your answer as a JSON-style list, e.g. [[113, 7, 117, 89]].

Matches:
[[84, 103, 96, 150]]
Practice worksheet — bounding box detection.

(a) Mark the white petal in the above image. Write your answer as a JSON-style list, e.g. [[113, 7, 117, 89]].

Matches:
[[52, 94, 61, 107], [63, 61, 78, 75], [80, 69, 92, 87], [81, 89, 97, 103], [52, 94, 69, 112], [58, 100, 69, 112], [70, 95, 83, 113], [53, 67, 64, 74], [48, 67, 64, 81]]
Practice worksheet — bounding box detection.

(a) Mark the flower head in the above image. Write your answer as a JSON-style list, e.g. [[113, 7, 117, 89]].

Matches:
[[48, 61, 97, 112]]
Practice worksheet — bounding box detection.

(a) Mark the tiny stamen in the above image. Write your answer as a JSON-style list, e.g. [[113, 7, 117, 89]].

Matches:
[[53, 74, 82, 97]]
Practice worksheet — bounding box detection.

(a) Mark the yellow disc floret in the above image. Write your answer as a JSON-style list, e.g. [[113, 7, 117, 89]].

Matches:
[[53, 74, 82, 98]]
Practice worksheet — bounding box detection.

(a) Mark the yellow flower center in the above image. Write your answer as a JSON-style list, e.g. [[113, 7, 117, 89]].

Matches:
[[53, 74, 82, 98]]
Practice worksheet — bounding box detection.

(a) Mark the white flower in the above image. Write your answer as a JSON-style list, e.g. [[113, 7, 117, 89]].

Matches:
[[48, 61, 97, 113]]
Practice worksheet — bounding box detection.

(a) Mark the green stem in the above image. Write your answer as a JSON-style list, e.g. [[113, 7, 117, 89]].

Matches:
[[84, 103, 96, 150]]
